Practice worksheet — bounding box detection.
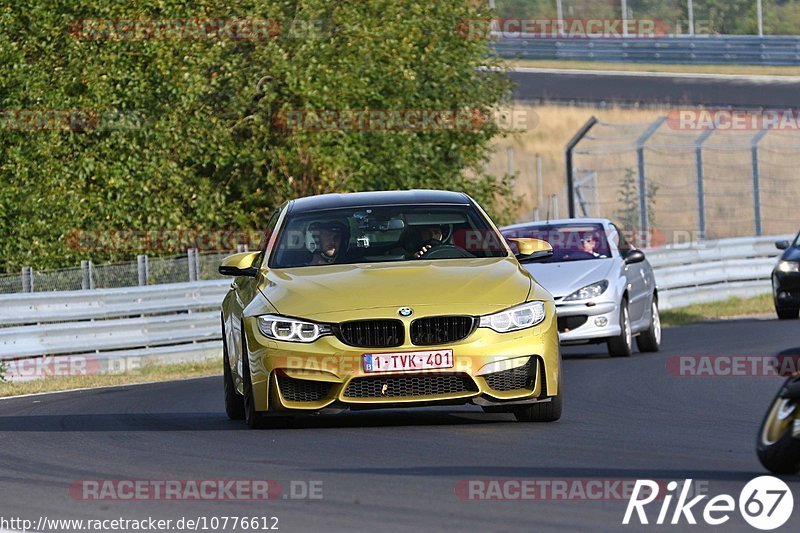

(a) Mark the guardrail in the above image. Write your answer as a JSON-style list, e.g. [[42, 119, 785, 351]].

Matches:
[[0, 280, 229, 379], [492, 36, 800, 66], [649, 235, 790, 310], [0, 235, 788, 379]]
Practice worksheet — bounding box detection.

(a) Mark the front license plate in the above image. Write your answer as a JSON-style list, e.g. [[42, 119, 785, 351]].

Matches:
[[363, 349, 454, 373]]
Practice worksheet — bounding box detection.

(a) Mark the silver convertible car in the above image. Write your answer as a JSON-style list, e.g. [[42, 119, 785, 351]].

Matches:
[[501, 218, 660, 357]]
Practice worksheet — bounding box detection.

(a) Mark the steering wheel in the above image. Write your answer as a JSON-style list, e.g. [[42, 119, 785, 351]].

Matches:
[[418, 244, 474, 259]]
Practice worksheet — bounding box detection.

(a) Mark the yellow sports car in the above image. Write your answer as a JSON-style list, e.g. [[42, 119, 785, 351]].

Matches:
[[220, 190, 562, 428]]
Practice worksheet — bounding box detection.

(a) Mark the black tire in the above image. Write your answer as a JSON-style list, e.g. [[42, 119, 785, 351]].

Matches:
[[636, 298, 662, 353], [607, 299, 633, 358], [776, 307, 800, 320], [514, 361, 563, 423], [222, 322, 245, 421], [241, 336, 270, 429], [756, 379, 800, 474]]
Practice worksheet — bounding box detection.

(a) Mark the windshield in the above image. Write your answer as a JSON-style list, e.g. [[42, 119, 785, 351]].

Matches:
[[269, 204, 508, 268], [502, 223, 612, 263]]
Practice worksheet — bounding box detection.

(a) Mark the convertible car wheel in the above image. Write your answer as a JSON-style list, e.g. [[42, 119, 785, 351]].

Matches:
[[607, 299, 632, 358], [776, 306, 799, 320], [636, 299, 661, 353]]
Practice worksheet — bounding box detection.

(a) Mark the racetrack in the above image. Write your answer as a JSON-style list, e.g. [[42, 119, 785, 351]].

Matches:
[[1, 319, 798, 532], [510, 67, 800, 107]]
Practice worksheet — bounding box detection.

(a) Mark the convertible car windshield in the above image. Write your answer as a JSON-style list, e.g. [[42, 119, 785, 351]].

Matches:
[[270, 205, 508, 268], [503, 223, 611, 263]]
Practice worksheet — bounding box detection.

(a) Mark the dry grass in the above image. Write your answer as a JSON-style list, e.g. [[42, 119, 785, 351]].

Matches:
[[0, 358, 220, 398], [660, 294, 775, 326], [489, 104, 665, 220], [507, 59, 800, 77], [491, 104, 800, 240]]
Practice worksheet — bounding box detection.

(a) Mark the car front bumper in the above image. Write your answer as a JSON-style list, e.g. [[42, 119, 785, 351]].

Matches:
[[241, 303, 561, 414], [774, 271, 800, 309], [554, 299, 621, 344]]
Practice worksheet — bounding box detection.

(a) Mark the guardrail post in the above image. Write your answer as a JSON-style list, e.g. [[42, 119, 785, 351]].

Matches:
[[565, 116, 598, 218], [187, 249, 198, 282], [635, 117, 667, 249], [81, 260, 94, 290], [751, 128, 770, 237], [137, 255, 149, 286], [694, 125, 715, 241], [21, 266, 33, 293]]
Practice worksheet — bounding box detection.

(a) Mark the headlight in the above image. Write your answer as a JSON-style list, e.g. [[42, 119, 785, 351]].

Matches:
[[777, 261, 800, 273], [257, 315, 331, 343], [479, 301, 546, 333], [563, 280, 609, 302]]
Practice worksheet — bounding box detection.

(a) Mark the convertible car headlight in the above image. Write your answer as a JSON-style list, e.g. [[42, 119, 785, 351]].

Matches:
[[563, 280, 609, 302], [479, 301, 546, 333], [777, 261, 800, 273], [257, 315, 331, 343]]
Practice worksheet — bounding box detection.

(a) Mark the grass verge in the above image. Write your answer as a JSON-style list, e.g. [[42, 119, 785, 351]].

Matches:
[[661, 293, 774, 326], [507, 59, 800, 77], [0, 358, 220, 398]]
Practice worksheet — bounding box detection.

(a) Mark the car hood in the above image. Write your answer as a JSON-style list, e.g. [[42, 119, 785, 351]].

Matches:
[[522, 259, 616, 299], [258, 257, 536, 320]]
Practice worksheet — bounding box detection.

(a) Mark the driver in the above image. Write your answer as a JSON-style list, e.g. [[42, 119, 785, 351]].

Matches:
[[408, 224, 445, 259], [580, 233, 607, 259], [306, 221, 348, 265]]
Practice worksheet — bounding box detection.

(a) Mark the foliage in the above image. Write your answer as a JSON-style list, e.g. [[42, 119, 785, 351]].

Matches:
[[0, 0, 514, 271]]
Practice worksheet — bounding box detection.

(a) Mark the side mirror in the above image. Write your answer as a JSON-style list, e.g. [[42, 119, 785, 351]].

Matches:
[[508, 238, 554, 264], [219, 252, 261, 277], [776, 240, 790, 250], [624, 249, 646, 265]]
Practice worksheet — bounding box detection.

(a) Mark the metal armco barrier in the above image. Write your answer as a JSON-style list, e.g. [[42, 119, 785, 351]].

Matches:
[[0, 235, 789, 378], [492, 36, 800, 66]]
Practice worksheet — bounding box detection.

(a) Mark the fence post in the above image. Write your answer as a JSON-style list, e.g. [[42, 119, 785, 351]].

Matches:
[[81, 260, 93, 290], [536, 154, 543, 218], [635, 117, 667, 248], [506, 147, 515, 176], [137, 254, 149, 286], [751, 128, 770, 237], [195, 249, 201, 281], [21, 266, 33, 293], [694, 126, 716, 241], [565, 116, 598, 218], [187, 248, 198, 282]]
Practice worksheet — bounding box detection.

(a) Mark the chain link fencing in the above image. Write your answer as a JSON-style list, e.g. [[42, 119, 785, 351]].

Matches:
[[568, 115, 800, 247]]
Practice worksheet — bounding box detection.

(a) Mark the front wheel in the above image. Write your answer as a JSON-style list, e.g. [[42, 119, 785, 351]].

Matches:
[[636, 299, 662, 353], [223, 335, 245, 420], [514, 361, 563, 423], [757, 379, 800, 474], [607, 299, 632, 358], [776, 307, 799, 320]]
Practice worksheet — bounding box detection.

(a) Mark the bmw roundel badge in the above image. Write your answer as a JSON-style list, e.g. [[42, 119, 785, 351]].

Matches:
[[398, 307, 413, 317]]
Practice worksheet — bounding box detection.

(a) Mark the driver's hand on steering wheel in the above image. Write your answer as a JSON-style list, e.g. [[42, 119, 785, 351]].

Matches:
[[414, 245, 433, 258]]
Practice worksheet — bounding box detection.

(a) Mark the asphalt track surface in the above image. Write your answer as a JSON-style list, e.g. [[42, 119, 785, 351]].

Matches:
[[510, 67, 800, 108], [1, 319, 799, 532]]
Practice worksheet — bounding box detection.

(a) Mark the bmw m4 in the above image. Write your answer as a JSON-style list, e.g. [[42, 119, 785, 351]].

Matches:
[[219, 190, 562, 428]]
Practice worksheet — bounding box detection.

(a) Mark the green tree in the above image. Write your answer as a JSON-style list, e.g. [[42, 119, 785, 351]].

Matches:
[[0, 0, 514, 272]]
